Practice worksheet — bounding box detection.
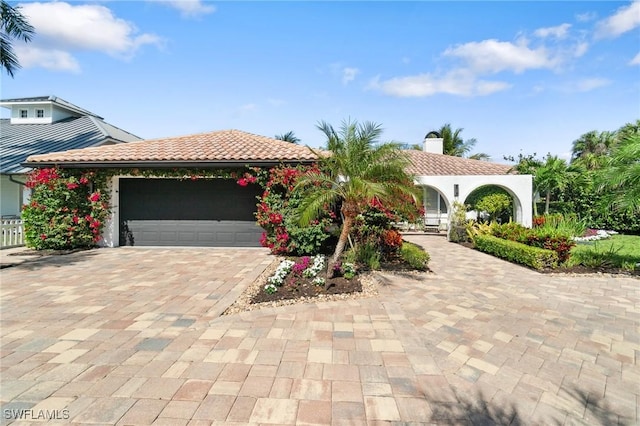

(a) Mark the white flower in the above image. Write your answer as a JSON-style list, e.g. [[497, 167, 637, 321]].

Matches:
[[267, 259, 295, 286], [303, 255, 326, 278]]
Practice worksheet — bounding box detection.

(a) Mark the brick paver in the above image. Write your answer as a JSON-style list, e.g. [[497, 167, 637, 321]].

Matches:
[[1, 237, 638, 424]]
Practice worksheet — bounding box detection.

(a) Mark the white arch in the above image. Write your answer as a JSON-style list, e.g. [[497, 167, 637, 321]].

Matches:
[[414, 174, 532, 227]]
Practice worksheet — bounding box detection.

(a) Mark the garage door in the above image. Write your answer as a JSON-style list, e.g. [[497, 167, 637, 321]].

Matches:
[[119, 178, 263, 247]]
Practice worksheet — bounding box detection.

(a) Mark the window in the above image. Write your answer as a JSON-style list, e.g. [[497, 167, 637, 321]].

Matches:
[[19, 109, 28, 118], [36, 109, 44, 118]]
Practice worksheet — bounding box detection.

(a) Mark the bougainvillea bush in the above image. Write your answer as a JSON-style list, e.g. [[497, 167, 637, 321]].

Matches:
[[22, 168, 109, 250], [255, 165, 338, 256]]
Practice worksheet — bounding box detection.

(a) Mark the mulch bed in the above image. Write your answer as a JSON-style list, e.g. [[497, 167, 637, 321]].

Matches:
[[251, 275, 362, 304]]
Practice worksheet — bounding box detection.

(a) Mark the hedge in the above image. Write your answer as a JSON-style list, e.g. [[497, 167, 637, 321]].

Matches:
[[400, 241, 430, 271], [474, 234, 558, 270]]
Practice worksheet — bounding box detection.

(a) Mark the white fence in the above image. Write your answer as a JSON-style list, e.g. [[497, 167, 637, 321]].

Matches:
[[1, 219, 24, 248]]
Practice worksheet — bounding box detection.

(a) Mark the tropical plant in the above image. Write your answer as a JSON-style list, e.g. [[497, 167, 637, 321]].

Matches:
[[596, 134, 640, 214], [295, 119, 419, 275], [535, 155, 570, 215], [0, 0, 35, 77], [275, 131, 300, 144], [437, 123, 490, 159]]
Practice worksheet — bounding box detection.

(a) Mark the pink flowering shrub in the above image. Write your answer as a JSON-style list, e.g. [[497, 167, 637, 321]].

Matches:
[[22, 168, 109, 250], [254, 165, 337, 256]]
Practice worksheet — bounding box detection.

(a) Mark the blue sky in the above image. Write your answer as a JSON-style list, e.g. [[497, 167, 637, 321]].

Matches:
[[3, 1, 639, 162]]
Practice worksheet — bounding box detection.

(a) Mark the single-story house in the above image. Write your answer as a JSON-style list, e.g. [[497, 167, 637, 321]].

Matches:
[[24, 129, 532, 247], [0, 96, 141, 218]]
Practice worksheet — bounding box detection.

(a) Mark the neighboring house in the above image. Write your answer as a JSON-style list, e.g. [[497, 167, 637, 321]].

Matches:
[[24, 129, 532, 248], [0, 96, 142, 217]]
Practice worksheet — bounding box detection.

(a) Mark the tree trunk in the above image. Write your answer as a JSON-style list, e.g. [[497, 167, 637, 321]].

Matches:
[[545, 190, 551, 214], [327, 215, 354, 278]]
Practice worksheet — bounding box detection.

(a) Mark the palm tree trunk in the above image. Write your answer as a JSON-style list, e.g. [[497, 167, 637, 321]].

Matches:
[[327, 215, 354, 278], [545, 190, 551, 214]]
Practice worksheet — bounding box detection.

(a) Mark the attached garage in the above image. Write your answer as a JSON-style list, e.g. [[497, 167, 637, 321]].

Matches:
[[118, 178, 263, 247], [23, 129, 322, 248]]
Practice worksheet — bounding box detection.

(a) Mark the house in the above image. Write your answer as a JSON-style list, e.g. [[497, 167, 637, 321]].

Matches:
[[0, 96, 142, 218], [406, 135, 532, 230], [24, 129, 532, 247]]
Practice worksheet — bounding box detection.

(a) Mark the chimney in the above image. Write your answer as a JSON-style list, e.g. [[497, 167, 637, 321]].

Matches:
[[423, 131, 443, 154]]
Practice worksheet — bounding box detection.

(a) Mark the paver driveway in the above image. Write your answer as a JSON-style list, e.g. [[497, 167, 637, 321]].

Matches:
[[1, 238, 638, 425]]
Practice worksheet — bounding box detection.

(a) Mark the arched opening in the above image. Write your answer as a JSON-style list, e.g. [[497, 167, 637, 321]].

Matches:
[[423, 185, 450, 223], [464, 184, 522, 224]]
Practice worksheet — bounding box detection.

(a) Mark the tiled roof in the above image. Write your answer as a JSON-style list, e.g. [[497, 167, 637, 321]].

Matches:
[[1, 116, 142, 174], [405, 150, 514, 176], [25, 129, 321, 166]]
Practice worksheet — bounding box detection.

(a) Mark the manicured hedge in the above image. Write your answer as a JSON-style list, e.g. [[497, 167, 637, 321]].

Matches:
[[474, 234, 558, 270], [400, 241, 430, 271]]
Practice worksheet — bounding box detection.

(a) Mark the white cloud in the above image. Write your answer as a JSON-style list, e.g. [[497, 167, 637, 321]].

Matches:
[[368, 69, 511, 98], [534, 23, 571, 39], [17, 2, 162, 71], [153, 1, 216, 18], [443, 38, 559, 74], [576, 11, 597, 23], [573, 42, 589, 58], [13, 46, 80, 73], [571, 78, 611, 92], [342, 67, 360, 85], [630, 52, 640, 65], [595, 1, 640, 39]]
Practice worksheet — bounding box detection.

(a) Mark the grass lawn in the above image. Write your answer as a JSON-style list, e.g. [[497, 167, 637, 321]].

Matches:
[[569, 234, 640, 270]]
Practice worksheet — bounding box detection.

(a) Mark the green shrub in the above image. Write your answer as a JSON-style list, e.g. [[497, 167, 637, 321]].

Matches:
[[474, 234, 559, 270], [491, 221, 575, 263], [355, 240, 381, 270], [400, 242, 430, 271]]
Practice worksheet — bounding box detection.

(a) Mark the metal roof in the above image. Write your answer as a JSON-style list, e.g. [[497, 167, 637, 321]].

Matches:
[[0, 116, 142, 174]]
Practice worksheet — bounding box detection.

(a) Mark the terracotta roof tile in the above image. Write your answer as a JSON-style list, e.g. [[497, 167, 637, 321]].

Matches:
[[405, 150, 514, 176], [25, 129, 320, 165]]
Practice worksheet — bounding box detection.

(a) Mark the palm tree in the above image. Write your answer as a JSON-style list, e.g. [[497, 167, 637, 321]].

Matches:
[[571, 130, 616, 163], [535, 155, 570, 214], [275, 131, 300, 144], [0, 0, 35, 78], [597, 134, 640, 213], [438, 123, 490, 160], [468, 152, 491, 161], [615, 119, 640, 142], [295, 120, 419, 275]]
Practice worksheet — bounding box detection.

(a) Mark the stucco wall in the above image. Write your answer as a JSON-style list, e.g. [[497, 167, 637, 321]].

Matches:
[[415, 174, 533, 227]]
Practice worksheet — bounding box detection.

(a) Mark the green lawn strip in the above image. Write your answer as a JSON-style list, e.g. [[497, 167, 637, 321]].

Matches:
[[569, 235, 640, 269]]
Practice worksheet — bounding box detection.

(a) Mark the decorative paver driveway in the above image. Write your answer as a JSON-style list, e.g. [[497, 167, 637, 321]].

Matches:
[[1, 238, 638, 425]]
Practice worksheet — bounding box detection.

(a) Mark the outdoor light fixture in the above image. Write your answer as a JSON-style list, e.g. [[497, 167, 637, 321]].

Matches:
[[454, 184, 459, 197]]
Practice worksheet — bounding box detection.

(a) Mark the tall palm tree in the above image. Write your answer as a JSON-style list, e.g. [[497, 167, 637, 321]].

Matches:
[[438, 123, 490, 160], [275, 131, 300, 144], [535, 155, 570, 214], [295, 120, 419, 275], [0, 0, 35, 78], [597, 134, 640, 213]]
